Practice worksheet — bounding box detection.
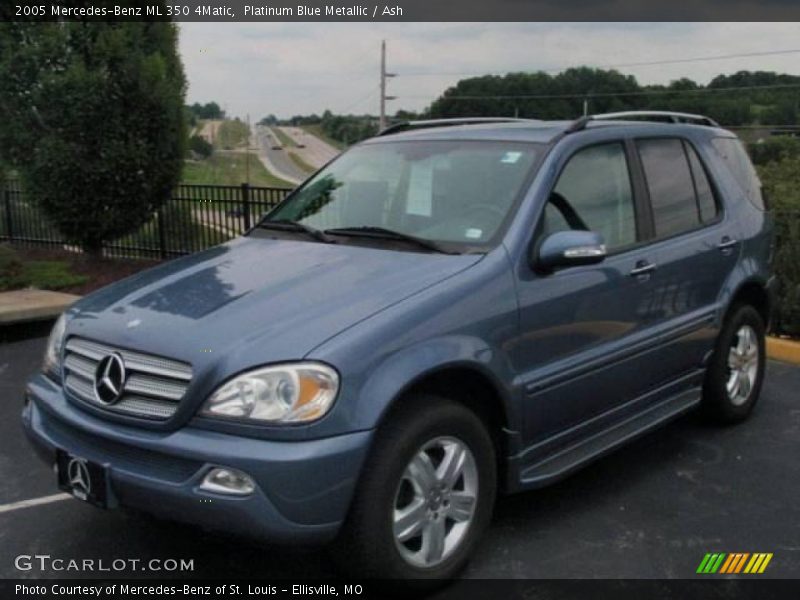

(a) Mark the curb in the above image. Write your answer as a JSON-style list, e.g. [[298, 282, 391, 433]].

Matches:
[[0, 290, 80, 325], [766, 336, 800, 366]]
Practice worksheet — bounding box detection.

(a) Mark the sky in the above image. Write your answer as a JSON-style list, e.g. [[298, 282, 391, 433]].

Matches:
[[178, 22, 800, 120]]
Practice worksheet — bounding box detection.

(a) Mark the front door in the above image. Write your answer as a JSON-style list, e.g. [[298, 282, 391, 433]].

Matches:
[[511, 140, 664, 450]]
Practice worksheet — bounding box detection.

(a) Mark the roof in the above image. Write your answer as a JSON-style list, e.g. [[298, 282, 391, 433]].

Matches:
[[362, 114, 734, 145], [363, 121, 572, 144]]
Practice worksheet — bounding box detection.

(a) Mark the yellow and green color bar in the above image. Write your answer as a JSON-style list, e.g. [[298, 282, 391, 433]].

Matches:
[[697, 553, 773, 574]]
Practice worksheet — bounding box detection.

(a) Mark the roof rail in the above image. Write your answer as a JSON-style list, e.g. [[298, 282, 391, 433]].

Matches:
[[378, 117, 538, 136], [566, 110, 720, 134]]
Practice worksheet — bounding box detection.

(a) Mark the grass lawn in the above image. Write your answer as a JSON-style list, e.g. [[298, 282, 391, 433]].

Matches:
[[301, 124, 347, 150], [23, 261, 89, 289], [288, 150, 316, 174], [272, 127, 297, 148], [1, 245, 89, 292], [183, 152, 293, 188], [0, 259, 88, 292], [120, 204, 226, 256]]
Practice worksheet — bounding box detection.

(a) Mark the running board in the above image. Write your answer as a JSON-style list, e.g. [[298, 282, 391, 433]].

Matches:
[[519, 389, 701, 488]]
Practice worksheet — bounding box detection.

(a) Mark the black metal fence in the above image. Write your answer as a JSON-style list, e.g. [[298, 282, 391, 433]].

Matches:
[[0, 180, 293, 259]]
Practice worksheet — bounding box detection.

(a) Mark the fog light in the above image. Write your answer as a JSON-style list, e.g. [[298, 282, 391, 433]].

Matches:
[[199, 467, 255, 496]]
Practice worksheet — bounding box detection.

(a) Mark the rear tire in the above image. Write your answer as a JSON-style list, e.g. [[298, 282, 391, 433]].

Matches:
[[335, 394, 496, 587], [702, 304, 766, 423]]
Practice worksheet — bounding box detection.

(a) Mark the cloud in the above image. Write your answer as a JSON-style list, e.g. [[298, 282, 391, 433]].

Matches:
[[179, 22, 800, 119]]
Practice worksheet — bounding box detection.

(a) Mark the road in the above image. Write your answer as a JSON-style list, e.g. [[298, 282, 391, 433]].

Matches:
[[252, 126, 308, 186], [2, 328, 799, 581], [278, 126, 340, 170]]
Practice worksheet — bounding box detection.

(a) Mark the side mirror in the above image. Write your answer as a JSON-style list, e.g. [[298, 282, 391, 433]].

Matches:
[[534, 230, 607, 272]]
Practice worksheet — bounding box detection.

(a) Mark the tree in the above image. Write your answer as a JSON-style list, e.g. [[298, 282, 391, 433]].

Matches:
[[425, 68, 799, 126], [188, 101, 225, 120], [0, 16, 186, 255], [259, 114, 278, 126]]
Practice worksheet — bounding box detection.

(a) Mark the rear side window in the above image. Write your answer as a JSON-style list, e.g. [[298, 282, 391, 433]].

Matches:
[[638, 139, 701, 238], [685, 143, 719, 223], [711, 137, 765, 210]]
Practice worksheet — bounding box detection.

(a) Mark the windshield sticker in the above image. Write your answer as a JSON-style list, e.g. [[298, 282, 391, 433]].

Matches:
[[465, 228, 483, 239], [501, 151, 522, 164], [406, 161, 434, 216]]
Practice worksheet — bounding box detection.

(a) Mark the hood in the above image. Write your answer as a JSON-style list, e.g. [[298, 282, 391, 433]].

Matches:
[[68, 237, 482, 369]]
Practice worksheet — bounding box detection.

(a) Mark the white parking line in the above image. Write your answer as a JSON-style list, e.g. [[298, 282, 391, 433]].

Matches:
[[0, 493, 71, 514]]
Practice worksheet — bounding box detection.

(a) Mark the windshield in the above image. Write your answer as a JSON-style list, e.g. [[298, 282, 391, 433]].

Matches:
[[264, 140, 541, 247]]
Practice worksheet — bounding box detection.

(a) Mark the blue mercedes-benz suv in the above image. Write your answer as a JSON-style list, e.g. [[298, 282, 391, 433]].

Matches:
[[22, 112, 775, 582]]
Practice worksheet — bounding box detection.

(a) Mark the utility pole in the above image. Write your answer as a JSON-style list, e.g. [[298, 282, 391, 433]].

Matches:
[[379, 40, 396, 130], [245, 113, 251, 184]]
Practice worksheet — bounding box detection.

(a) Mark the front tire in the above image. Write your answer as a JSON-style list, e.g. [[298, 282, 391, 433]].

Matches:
[[336, 394, 496, 585], [702, 304, 766, 423]]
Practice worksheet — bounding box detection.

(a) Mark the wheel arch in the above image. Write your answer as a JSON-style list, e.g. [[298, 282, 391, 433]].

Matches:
[[362, 352, 519, 492], [725, 278, 771, 328]]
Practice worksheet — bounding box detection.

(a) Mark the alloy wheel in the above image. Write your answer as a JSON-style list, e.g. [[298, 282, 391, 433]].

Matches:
[[392, 436, 479, 568], [726, 324, 759, 406]]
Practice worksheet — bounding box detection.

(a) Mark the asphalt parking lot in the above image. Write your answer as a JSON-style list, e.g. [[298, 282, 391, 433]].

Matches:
[[1, 326, 799, 581]]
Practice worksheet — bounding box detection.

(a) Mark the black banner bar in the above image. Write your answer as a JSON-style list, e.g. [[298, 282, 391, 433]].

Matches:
[[2, 580, 800, 600], [4, 0, 800, 22]]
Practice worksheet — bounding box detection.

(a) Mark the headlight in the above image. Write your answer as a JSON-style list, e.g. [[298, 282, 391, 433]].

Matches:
[[200, 363, 339, 424], [43, 313, 67, 380]]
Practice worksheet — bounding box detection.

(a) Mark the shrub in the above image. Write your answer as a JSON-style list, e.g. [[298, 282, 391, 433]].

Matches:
[[189, 134, 214, 158], [758, 157, 800, 337], [0, 244, 24, 289], [748, 136, 800, 167]]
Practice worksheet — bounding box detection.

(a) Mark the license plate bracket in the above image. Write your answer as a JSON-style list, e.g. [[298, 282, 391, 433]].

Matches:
[[56, 450, 108, 508]]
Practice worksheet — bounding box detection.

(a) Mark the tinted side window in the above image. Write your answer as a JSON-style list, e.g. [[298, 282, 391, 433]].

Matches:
[[638, 139, 700, 238], [712, 137, 765, 210], [685, 142, 718, 223], [544, 143, 636, 250]]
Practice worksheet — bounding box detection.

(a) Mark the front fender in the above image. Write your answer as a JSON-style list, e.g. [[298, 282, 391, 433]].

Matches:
[[306, 248, 521, 439], [352, 335, 519, 434]]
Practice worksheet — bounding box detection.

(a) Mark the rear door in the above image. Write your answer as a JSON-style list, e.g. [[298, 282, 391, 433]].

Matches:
[[633, 136, 739, 380]]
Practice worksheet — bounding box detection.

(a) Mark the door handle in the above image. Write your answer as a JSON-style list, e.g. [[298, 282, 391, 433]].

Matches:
[[629, 261, 657, 277], [718, 237, 738, 252]]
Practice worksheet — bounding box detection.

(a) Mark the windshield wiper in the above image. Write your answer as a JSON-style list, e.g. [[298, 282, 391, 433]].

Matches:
[[324, 226, 456, 254], [259, 219, 335, 243]]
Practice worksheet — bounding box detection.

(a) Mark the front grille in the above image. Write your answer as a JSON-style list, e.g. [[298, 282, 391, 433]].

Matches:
[[63, 337, 193, 420]]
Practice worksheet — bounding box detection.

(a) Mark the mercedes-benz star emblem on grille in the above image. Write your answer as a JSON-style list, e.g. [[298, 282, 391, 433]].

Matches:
[[93, 352, 126, 405], [67, 458, 91, 495]]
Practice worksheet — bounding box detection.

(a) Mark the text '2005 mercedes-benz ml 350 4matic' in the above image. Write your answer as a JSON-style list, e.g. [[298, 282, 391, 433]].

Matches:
[[23, 111, 775, 583]]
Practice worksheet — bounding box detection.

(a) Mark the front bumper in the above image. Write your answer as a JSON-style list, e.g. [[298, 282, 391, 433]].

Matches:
[[21, 374, 372, 544]]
